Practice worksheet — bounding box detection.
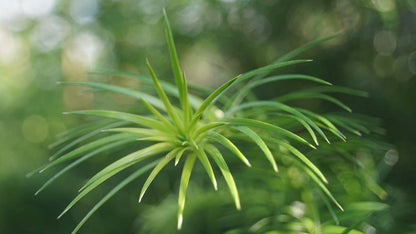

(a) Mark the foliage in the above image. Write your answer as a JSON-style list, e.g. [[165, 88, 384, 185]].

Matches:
[[30, 10, 394, 234]]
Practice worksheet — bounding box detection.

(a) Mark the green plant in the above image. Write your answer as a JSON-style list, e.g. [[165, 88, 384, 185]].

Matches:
[[32, 10, 389, 233]]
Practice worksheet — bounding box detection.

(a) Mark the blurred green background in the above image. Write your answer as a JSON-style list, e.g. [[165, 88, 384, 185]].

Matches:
[[0, 0, 415, 233]]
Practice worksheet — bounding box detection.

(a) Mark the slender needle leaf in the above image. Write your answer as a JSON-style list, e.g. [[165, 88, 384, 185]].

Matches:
[[58, 81, 165, 110], [58, 143, 172, 219], [139, 149, 180, 202], [278, 141, 328, 184], [64, 110, 168, 133], [223, 118, 316, 149], [205, 144, 241, 210], [71, 160, 159, 234], [49, 121, 126, 161], [36, 139, 135, 195], [146, 59, 183, 131], [233, 126, 278, 172], [40, 133, 132, 173], [177, 153, 197, 229], [208, 132, 251, 167], [194, 147, 218, 190]]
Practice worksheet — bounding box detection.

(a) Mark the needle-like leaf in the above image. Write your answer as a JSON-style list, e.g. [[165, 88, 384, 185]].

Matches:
[[190, 76, 239, 128], [208, 132, 251, 167], [89, 69, 204, 109], [58, 143, 172, 219], [40, 133, 132, 173], [205, 144, 241, 210], [226, 101, 329, 144], [58, 81, 165, 110], [49, 121, 126, 161], [71, 161, 159, 234], [233, 126, 278, 172], [36, 138, 135, 195], [177, 153, 197, 229], [139, 149, 180, 202], [298, 162, 343, 210], [231, 74, 332, 108], [64, 110, 168, 133], [79, 143, 172, 192], [276, 92, 352, 112], [223, 118, 316, 149], [194, 147, 218, 190], [146, 59, 183, 131], [162, 9, 188, 113], [277, 141, 328, 184]]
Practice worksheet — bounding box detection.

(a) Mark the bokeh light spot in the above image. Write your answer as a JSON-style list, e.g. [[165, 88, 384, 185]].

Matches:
[[384, 149, 399, 166], [0, 29, 24, 65], [372, 0, 396, 12], [20, 0, 56, 19], [64, 32, 104, 69], [30, 15, 70, 52], [70, 0, 98, 24], [374, 31, 396, 55], [21, 115, 49, 143], [290, 201, 306, 219]]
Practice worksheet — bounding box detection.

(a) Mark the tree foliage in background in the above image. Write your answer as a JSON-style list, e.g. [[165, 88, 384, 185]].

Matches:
[[1, 1, 415, 233]]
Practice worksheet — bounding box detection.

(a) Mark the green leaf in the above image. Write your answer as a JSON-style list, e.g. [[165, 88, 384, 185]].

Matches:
[[102, 127, 166, 137], [225, 60, 313, 109], [279, 113, 319, 146], [194, 146, 218, 190], [304, 85, 368, 97], [162, 9, 189, 116], [278, 141, 328, 184], [58, 143, 172, 219], [223, 118, 316, 149], [276, 33, 342, 63], [276, 92, 352, 112], [294, 161, 342, 210], [322, 226, 364, 234], [318, 190, 339, 225], [49, 121, 126, 161], [48, 121, 113, 150], [326, 117, 362, 136], [233, 126, 278, 172], [177, 153, 197, 229], [58, 81, 165, 110], [205, 144, 241, 210], [175, 147, 188, 166], [207, 132, 251, 167], [139, 149, 180, 202], [226, 101, 329, 144], [193, 122, 228, 140], [232, 60, 313, 87], [36, 138, 135, 195], [190, 76, 239, 128], [64, 110, 168, 133], [40, 133, 132, 173], [346, 202, 389, 212], [89, 69, 204, 109], [71, 160, 159, 234], [139, 97, 176, 131], [298, 109, 346, 141], [231, 74, 332, 108], [146, 59, 183, 130], [80, 143, 172, 192]]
